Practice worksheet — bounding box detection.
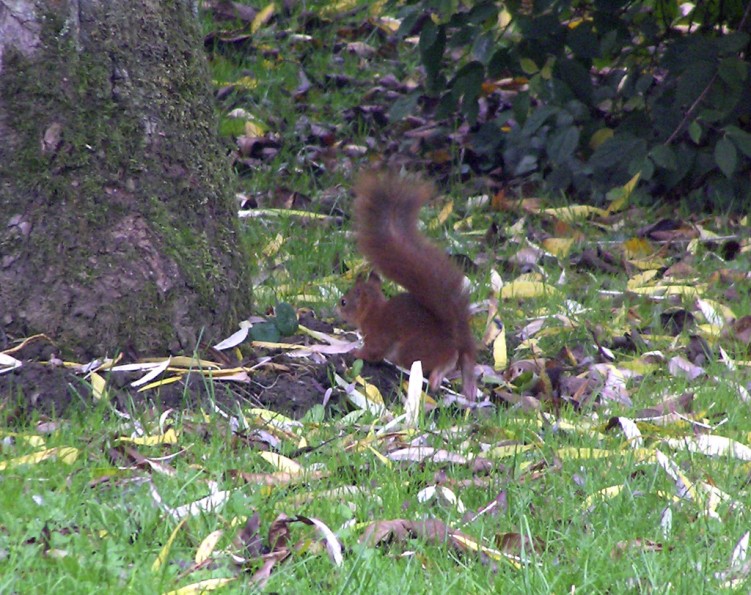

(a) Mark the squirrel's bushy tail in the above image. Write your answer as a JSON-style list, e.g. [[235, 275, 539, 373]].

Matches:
[[353, 171, 476, 365]]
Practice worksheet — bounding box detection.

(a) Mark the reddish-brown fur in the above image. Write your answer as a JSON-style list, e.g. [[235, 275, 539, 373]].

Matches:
[[339, 172, 476, 400]]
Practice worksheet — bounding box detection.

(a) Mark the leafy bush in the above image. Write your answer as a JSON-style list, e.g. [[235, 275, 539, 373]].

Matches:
[[392, 0, 751, 207]]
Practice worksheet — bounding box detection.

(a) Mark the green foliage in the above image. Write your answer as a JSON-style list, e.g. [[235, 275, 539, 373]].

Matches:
[[393, 0, 751, 207], [273, 302, 299, 335]]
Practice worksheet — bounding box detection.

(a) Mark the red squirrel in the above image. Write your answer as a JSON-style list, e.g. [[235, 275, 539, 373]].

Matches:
[[339, 171, 477, 401]]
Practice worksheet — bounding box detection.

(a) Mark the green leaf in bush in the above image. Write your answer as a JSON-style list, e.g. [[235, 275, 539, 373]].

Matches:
[[514, 154, 538, 176], [520, 57, 539, 75], [472, 31, 495, 64], [548, 126, 580, 164], [420, 20, 446, 93], [676, 60, 714, 106], [567, 22, 599, 61], [487, 47, 513, 78], [649, 145, 677, 170], [725, 126, 751, 158], [388, 92, 420, 122], [396, 7, 422, 38], [718, 57, 748, 89], [452, 61, 485, 124], [512, 92, 531, 125], [716, 32, 750, 54], [467, 1, 498, 24], [589, 134, 646, 170], [688, 121, 702, 144], [589, 127, 613, 149], [471, 121, 504, 155], [556, 58, 593, 106], [522, 105, 557, 135], [628, 156, 654, 180], [273, 302, 298, 336], [715, 137, 738, 178], [250, 322, 280, 343]]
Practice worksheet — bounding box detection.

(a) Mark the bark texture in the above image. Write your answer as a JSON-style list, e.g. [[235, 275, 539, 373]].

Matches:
[[0, 0, 253, 358]]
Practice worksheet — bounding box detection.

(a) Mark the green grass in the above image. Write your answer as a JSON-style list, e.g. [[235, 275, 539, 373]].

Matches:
[[5, 395, 751, 592], [3, 0, 751, 592]]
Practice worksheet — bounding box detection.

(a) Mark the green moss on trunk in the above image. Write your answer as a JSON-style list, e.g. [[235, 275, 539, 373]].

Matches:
[[0, 0, 253, 358]]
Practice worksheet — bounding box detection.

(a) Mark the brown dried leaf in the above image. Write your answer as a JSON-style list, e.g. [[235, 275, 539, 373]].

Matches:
[[251, 550, 290, 589], [294, 515, 344, 566], [635, 392, 694, 419], [268, 514, 291, 552], [611, 539, 664, 559], [496, 532, 546, 557], [234, 512, 265, 559], [204, 0, 259, 22]]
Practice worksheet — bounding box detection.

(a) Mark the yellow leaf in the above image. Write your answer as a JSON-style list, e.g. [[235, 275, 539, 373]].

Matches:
[[251, 3, 275, 34], [627, 284, 702, 297], [244, 120, 265, 137], [374, 17, 401, 34], [138, 374, 183, 393], [626, 269, 658, 290], [542, 205, 608, 222], [498, 7, 512, 27], [159, 356, 221, 369], [608, 172, 641, 213], [356, 375, 385, 405], [262, 233, 284, 258], [500, 280, 558, 299], [233, 76, 258, 90], [117, 428, 178, 446], [619, 358, 659, 376], [247, 408, 299, 428], [590, 128, 614, 150], [321, 0, 360, 16], [582, 484, 624, 509], [152, 517, 187, 572], [0, 446, 79, 471], [431, 200, 453, 228], [542, 237, 575, 258], [260, 452, 303, 475], [251, 340, 308, 351], [487, 443, 536, 458], [626, 257, 666, 270], [555, 447, 616, 460], [90, 372, 108, 401], [195, 530, 223, 564], [567, 17, 590, 29], [0, 431, 45, 447], [493, 323, 507, 370], [336, 373, 389, 417], [622, 236, 654, 259], [696, 323, 722, 339], [163, 578, 236, 595], [368, 445, 392, 466]]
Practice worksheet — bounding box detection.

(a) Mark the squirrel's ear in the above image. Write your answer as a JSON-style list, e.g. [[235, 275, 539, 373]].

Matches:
[[368, 272, 382, 286]]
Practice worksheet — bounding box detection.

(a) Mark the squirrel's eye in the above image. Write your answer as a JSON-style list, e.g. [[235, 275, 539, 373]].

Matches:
[[340, 298, 347, 306]]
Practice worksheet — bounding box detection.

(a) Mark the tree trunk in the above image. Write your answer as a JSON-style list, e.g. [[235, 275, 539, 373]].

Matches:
[[0, 0, 253, 358]]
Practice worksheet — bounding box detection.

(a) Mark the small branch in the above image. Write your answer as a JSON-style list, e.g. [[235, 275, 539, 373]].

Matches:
[[664, 71, 718, 147]]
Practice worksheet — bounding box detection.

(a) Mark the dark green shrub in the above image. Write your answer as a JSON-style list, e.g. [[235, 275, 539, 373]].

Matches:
[[392, 0, 751, 207]]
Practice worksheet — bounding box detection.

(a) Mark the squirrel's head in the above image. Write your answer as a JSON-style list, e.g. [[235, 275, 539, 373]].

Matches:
[[339, 272, 384, 324]]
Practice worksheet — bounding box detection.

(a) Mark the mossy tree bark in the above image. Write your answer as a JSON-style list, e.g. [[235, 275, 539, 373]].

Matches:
[[0, 0, 253, 358]]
